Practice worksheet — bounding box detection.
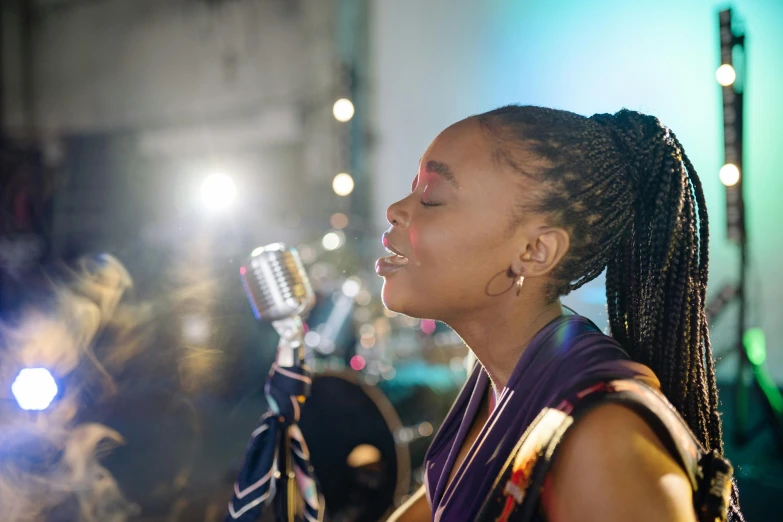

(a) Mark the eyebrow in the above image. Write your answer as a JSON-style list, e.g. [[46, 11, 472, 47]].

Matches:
[[423, 160, 459, 188]]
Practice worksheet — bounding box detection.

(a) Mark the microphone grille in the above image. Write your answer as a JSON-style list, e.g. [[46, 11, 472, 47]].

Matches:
[[239, 243, 315, 322]]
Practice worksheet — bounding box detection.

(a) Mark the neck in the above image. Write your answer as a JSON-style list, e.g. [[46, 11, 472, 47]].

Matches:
[[446, 297, 564, 393]]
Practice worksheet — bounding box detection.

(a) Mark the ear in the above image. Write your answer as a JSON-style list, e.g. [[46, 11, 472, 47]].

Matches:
[[513, 226, 570, 278]]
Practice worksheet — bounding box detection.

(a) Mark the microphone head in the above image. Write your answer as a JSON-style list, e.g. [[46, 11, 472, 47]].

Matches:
[[239, 243, 315, 322]]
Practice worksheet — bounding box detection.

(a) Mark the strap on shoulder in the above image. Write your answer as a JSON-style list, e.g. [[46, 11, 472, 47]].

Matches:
[[476, 378, 733, 522]]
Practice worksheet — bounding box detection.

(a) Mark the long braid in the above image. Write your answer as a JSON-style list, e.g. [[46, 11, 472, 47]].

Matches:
[[476, 105, 743, 520]]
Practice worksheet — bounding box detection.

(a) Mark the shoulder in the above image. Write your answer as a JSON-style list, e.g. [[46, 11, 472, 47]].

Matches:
[[540, 403, 696, 522]]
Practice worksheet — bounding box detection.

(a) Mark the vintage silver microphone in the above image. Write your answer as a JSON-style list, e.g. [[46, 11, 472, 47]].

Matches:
[[232, 243, 321, 522], [239, 243, 315, 366]]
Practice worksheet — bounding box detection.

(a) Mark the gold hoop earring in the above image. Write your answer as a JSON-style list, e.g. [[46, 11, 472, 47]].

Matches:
[[516, 274, 525, 296]]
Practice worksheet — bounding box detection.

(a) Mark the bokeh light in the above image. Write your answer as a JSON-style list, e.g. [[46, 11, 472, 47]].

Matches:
[[342, 277, 361, 297], [304, 330, 321, 348], [200, 172, 236, 211], [350, 355, 366, 371], [716, 64, 737, 87], [420, 319, 437, 335], [332, 98, 355, 122], [719, 163, 740, 187], [330, 212, 349, 229], [356, 289, 372, 306], [297, 244, 317, 264], [744, 328, 767, 366], [332, 173, 355, 196], [418, 422, 434, 437], [12, 368, 58, 411], [322, 230, 345, 251]]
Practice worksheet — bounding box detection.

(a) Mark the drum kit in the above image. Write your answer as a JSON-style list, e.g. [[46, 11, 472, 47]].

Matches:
[[238, 244, 468, 522], [296, 362, 464, 522]]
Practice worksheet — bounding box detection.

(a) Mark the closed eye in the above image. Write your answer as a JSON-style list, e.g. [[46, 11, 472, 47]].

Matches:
[[420, 200, 441, 207]]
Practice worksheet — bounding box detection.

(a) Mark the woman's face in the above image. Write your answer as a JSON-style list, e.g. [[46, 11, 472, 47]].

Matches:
[[378, 119, 539, 321]]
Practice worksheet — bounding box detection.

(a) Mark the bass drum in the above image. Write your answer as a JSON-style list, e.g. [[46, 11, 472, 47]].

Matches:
[[298, 370, 459, 522], [298, 371, 408, 522]]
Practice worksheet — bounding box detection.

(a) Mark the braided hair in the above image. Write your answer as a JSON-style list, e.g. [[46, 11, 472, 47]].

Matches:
[[475, 105, 742, 520]]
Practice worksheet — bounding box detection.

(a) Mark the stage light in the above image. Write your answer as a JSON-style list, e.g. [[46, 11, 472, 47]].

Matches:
[[716, 64, 736, 87], [720, 163, 740, 187], [332, 173, 354, 196], [333, 98, 355, 122], [322, 231, 344, 251], [181, 314, 210, 344], [201, 172, 236, 211], [11, 368, 58, 411]]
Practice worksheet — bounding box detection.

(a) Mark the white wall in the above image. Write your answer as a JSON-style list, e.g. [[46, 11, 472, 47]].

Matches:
[[370, 0, 783, 383]]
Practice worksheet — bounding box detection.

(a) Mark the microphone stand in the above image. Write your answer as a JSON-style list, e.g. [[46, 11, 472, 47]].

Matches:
[[272, 317, 306, 522], [228, 243, 322, 522]]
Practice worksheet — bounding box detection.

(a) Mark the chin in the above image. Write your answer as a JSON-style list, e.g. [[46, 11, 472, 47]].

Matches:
[[381, 278, 438, 320], [380, 280, 412, 315]]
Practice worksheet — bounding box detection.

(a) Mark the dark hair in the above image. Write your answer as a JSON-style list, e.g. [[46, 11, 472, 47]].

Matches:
[[476, 104, 742, 520]]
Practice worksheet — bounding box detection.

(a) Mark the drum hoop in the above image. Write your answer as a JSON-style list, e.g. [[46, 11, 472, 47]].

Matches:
[[316, 370, 412, 511]]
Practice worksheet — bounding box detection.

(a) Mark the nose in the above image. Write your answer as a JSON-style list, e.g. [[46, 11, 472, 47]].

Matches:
[[385, 196, 410, 229]]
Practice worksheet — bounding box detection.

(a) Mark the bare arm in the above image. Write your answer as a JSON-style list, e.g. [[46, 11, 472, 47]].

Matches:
[[386, 485, 431, 522], [541, 403, 697, 522]]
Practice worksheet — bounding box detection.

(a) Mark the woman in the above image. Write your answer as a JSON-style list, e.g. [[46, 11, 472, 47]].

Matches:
[[376, 105, 743, 522]]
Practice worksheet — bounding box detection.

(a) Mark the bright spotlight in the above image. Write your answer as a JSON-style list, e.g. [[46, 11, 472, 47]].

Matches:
[[333, 98, 355, 122], [720, 163, 740, 187], [12, 368, 58, 411], [716, 64, 736, 87], [322, 231, 344, 251], [201, 172, 236, 211], [332, 173, 354, 196]]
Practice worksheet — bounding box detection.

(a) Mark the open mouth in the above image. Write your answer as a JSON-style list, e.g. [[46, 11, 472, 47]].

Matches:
[[382, 234, 407, 258], [377, 234, 409, 276]]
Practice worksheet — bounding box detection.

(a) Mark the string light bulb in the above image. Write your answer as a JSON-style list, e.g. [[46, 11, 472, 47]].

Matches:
[[716, 64, 736, 87], [719, 163, 740, 187], [333, 98, 355, 122], [332, 173, 354, 196]]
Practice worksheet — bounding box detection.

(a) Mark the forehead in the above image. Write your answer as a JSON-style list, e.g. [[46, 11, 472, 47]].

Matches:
[[423, 119, 485, 161], [420, 119, 511, 186]]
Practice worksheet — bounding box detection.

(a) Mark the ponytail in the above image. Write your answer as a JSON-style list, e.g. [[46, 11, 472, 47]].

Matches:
[[476, 105, 743, 520]]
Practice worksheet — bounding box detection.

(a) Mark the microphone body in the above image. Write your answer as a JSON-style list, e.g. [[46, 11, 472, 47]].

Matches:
[[239, 243, 315, 367]]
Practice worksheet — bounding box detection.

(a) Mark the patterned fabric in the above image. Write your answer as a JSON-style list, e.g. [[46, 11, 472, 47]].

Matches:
[[424, 314, 658, 522], [226, 363, 322, 522], [478, 377, 733, 522]]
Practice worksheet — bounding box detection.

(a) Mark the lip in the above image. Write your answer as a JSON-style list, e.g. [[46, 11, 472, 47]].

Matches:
[[377, 233, 409, 277], [375, 256, 407, 277], [382, 233, 406, 257]]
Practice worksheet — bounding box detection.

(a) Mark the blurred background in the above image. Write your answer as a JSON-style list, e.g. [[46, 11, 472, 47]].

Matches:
[[0, 0, 781, 520]]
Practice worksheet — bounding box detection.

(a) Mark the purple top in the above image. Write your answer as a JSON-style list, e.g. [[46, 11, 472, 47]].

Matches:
[[424, 314, 656, 521]]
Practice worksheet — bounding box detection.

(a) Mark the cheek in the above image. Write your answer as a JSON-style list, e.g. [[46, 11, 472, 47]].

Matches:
[[408, 224, 458, 268], [406, 225, 501, 301]]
